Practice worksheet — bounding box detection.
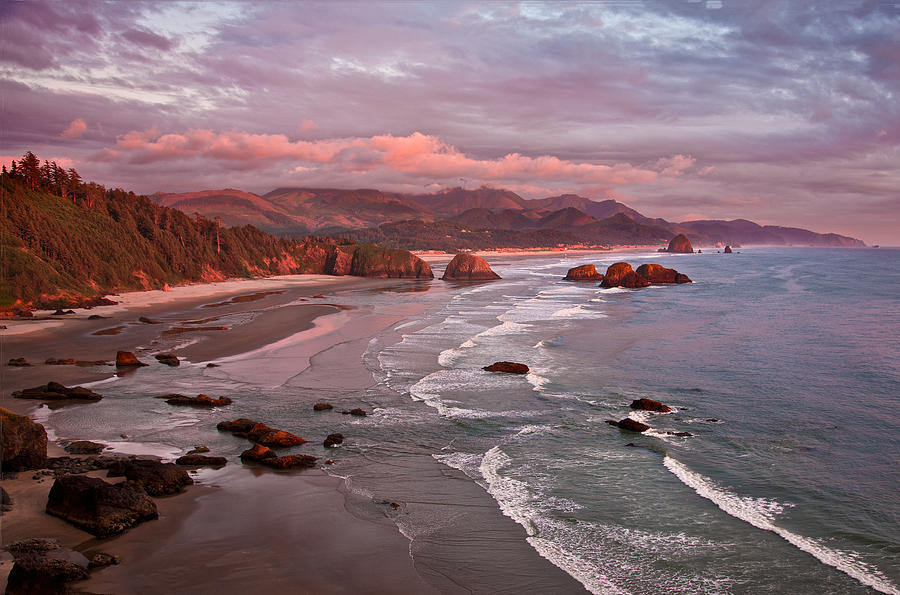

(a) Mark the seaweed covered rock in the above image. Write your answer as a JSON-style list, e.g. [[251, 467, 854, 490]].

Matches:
[[634, 264, 692, 284], [0, 408, 48, 470], [600, 262, 650, 289], [45, 475, 158, 537], [218, 418, 306, 446], [441, 254, 501, 281], [563, 264, 604, 281]]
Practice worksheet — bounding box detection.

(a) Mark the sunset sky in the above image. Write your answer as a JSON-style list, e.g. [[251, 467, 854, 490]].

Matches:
[[2, 1, 898, 244]]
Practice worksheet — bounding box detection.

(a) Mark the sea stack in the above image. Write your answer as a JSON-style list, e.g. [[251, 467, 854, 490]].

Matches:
[[635, 264, 692, 284], [563, 264, 603, 281], [441, 254, 500, 281], [665, 234, 694, 253], [724, 245, 733, 253], [600, 262, 650, 289]]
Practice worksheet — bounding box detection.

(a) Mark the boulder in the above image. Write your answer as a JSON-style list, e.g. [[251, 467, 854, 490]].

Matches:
[[217, 418, 304, 446], [600, 262, 651, 288], [254, 429, 307, 447], [186, 445, 210, 455], [634, 264, 692, 284], [45, 475, 158, 537], [258, 455, 317, 470], [441, 254, 501, 281], [12, 382, 103, 402], [45, 357, 76, 365], [240, 444, 276, 462], [665, 234, 694, 253], [629, 398, 673, 413], [163, 393, 232, 407], [605, 418, 651, 432], [324, 433, 344, 448], [4, 538, 60, 555], [115, 351, 148, 367], [563, 264, 603, 281], [313, 403, 333, 411], [5, 553, 89, 595], [64, 440, 105, 455], [0, 408, 48, 470], [483, 361, 530, 374], [115, 460, 193, 496], [155, 353, 180, 366], [724, 245, 733, 253], [7, 357, 30, 367], [88, 552, 120, 568], [217, 418, 258, 435], [175, 454, 227, 467], [342, 408, 367, 417]]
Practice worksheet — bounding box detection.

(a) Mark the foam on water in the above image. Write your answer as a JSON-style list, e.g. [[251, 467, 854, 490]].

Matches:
[[664, 456, 900, 594], [526, 370, 550, 392]]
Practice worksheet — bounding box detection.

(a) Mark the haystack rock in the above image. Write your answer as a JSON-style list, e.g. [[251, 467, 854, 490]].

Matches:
[[441, 254, 501, 281], [116, 351, 148, 367], [45, 475, 158, 537], [0, 407, 48, 470], [665, 234, 694, 253], [724, 245, 733, 253], [630, 398, 673, 413], [563, 264, 603, 281], [483, 361, 530, 374], [635, 264, 692, 284], [600, 263, 650, 289]]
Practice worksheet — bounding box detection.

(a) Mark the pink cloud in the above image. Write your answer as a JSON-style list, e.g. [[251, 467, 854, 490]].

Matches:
[[299, 119, 318, 132], [106, 128, 689, 187], [61, 118, 88, 138]]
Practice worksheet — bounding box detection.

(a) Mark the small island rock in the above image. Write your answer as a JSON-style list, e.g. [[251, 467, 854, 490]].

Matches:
[[600, 263, 650, 289], [724, 245, 733, 253], [313, 403, 333, 411], [605, 418, 651, 432], [629, 398, 673, 413], [563, 264, 603, 281], [441, 253, 501, 281], [116, 351, 148, 367], [324, 433, 344, 448], [483, 361, 530, 374], [665, 234, 694, 253], [634, 264, 692, 284]]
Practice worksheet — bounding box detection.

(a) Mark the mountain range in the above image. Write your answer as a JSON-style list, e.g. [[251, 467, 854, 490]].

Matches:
[[152, 186, 865, 250]]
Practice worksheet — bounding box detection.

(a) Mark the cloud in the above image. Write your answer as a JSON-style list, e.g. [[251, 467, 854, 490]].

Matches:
[[121, 28, 174, 51], [61, 118, 88, 139]]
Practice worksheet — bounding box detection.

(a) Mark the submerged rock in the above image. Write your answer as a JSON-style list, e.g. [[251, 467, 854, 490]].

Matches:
[[115, 351, 148, 368], [324, 433, 344, 448], [441, 253, 501, 281], [240, 444, 276, 462], [154, 353, 180, 366], [600, 262, 650, 289], [606, 418, 651, 433], [45, 475, 158, 537], [634, 264, 692, 284], [629, 398, 673, 413], [563, 264, 603, 281], [45, 358, 76, 365], [313, 403, 333, 411], [162, 393, 232, 407], [483, 361, 530, 374], [12, 382, 103, 402], [0, 407, 48, 470]]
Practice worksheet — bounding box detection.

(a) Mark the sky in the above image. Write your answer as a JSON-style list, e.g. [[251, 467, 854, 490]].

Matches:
[[1, 1, 898, 244]]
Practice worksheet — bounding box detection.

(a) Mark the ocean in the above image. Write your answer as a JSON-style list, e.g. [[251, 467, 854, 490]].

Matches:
[[42, 247, 899, 594]]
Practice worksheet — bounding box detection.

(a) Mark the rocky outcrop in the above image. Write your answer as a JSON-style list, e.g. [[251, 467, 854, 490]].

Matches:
[[299, 240, 433, 279], [12, 382, 103, 402], [344, 408, 367, 417], [605, 418, 651, 432], [217, 418, 306, 446], [724, 245, 733, 253], [155, 353, 180, 366], [563, 264, 603, 281], [0, 408, 48, 470], [600, 263, 650, 288], [45, 357, 76, 365], [665, 234, 694, 253], [629, 398, 673, 413], [64, 440, 105, 455], [116, 351, 148, 367], [5, 551, 89, 595], [45, 475, 158, 537], [313, 403, 333, 411], [239, 444, 317, 469], [324, 433, 344, 448], [483, 361, 530, 374], [161, 393, 233, 407], [8, 357, 30, 367], [441, 254, 501, 281], [240, 444, 275, 462], [108, 459, 193, 496], [634, 264, 692, 284], [175, 454, 227, 467]]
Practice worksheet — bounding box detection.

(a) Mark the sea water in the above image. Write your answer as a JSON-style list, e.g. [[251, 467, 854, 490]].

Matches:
[[43, 247, 899, 594]]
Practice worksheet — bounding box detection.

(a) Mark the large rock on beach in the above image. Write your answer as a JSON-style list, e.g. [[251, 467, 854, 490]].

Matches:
[[483, 361, 530, 374], [5, 552, 89, 595], [0, 408, 48, 470], [154, 353, 180, 366], [600, 263, 650, 289], [111, 459, 193, 496], [45, 475, 158, 537], [12, 382, 103, 402], [240, 444, 276, 462], [606, 418, 651, 433], [630, 398, 673, 413], [64, 440, 105, 455], [635, 264, 692, 284], [441, 253, 501, 281], [115, 351, 148, 368], [665, 234, 694, 253], [259, 454, 317, 469], [175, 454, 227, 467], [162, 393, 232, 407], [563, 264, 603, 281]]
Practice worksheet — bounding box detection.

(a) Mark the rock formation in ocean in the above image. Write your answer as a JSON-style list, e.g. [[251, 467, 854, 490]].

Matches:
[[239, 444, 317, 469], [161, 393, 233, 407], [12, 382, 103, 402], [606, 418, 651, 432], [664, 234, 694, 253], [600, 262, 651, 288], [8, 357, 30, 366], [313, 403, 333, 411], [217, 418, 307, 446], [629, 398, 673, 413], [45, 475, 158, 537], [107, 459, 193, 496], [175, 454, 227, 467], [324, 433, 344, 448], [115, 351, 148, 367], [154, 353, 180, 366], [724, 245, 733, 253], [441, 253, 501, 280], [483, 361, 530, 374], [0, 408, 48, 470], [634, 264, 692, 284], [563, 264, 604, 281]]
